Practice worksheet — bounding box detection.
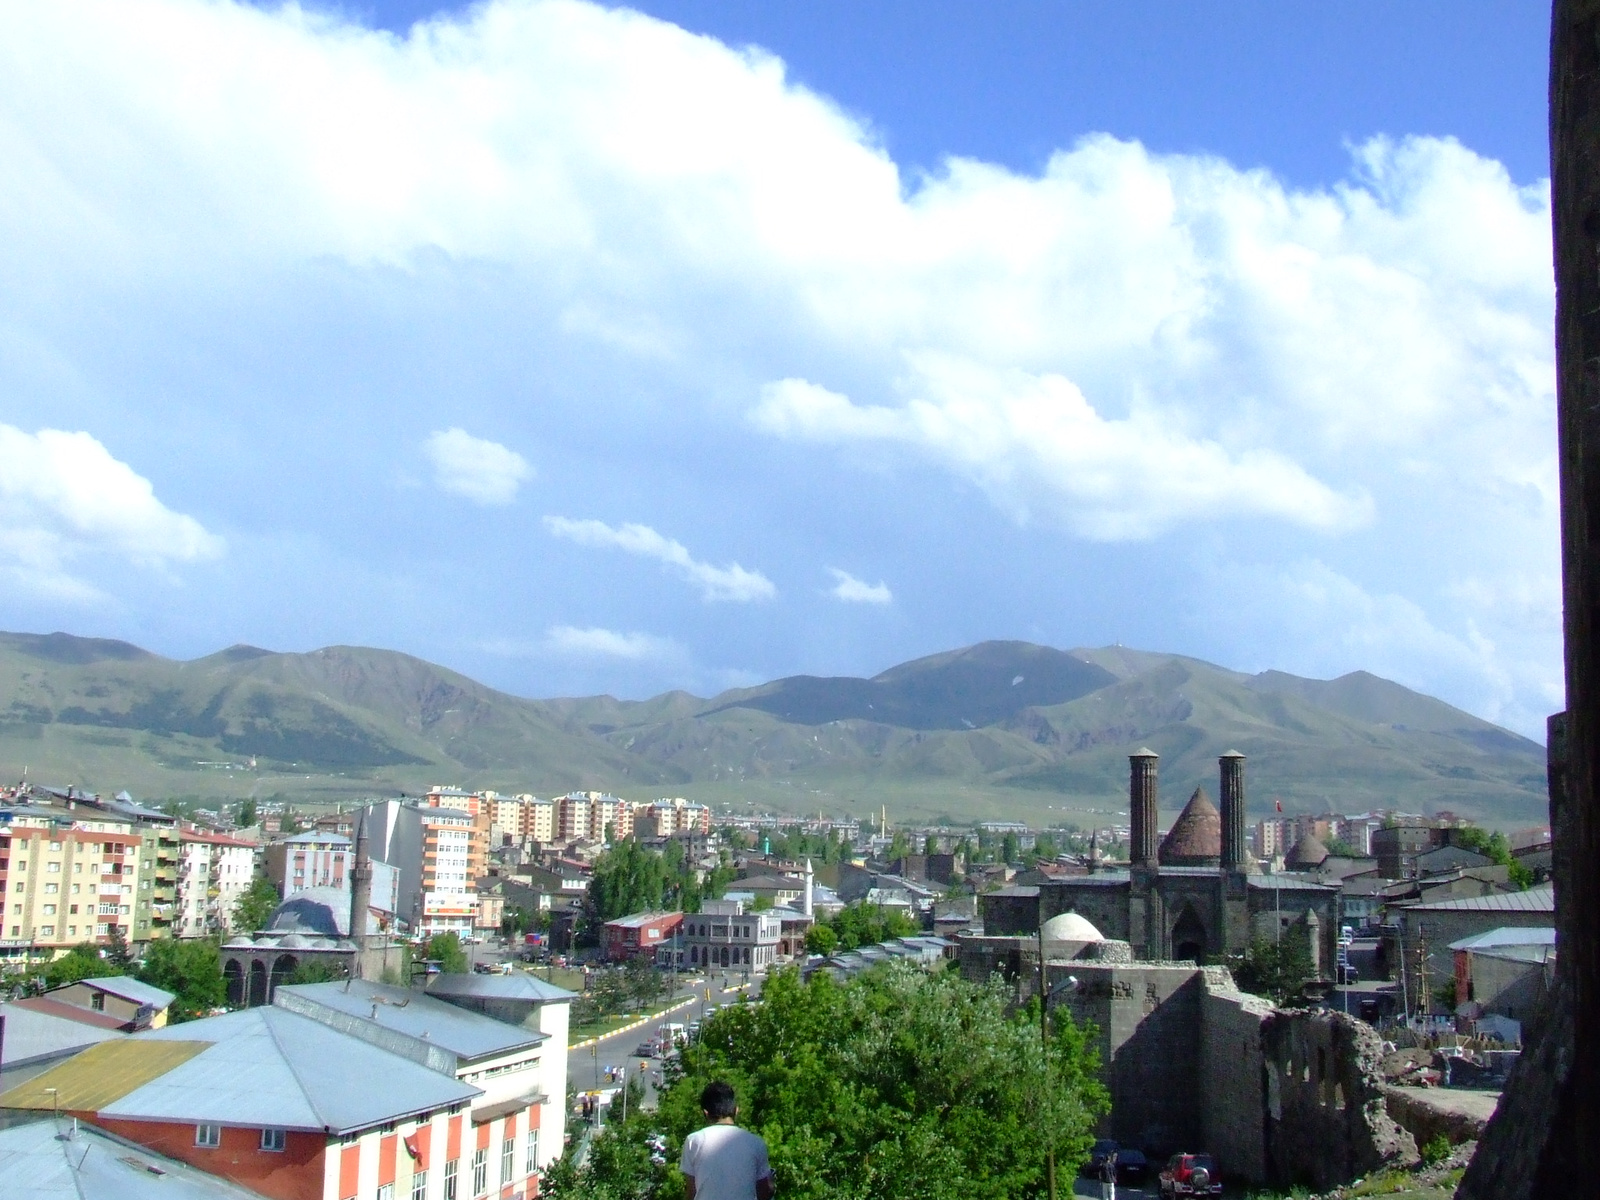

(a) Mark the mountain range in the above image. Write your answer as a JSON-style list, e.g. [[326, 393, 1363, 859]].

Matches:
[[0, 632, 1551, 829]]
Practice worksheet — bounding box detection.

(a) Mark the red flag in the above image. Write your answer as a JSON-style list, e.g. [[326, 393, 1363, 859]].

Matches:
[[1275, 799, 1282, 813]]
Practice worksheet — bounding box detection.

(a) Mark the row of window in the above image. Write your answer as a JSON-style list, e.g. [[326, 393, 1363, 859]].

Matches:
[[196, 1124, 542, 1195], [9, 922, 117, 938]]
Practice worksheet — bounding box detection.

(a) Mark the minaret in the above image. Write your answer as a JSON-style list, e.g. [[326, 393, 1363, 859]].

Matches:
[[1219, 751, 1247, 872], [1129, 749, 1159, 868], [349, 813, 373, 979], [803, 858, 814, 918]]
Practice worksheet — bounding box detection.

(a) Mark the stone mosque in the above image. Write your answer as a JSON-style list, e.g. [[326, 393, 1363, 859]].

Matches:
[[974, 750, 1341, 972]]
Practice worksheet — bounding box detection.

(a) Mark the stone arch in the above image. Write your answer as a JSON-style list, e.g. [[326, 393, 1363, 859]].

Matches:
[[1171, 903, 1209, 962], [248, 959, 268, 1008], [224, 958, 244, 1007], [270, 954, 298, 1001]]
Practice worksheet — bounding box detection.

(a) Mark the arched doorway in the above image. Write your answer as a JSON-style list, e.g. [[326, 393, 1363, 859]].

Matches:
[[224, 959, 244, 1007], [270, 955, 297, 1002], [1171, 905, 1208, 963], [248, 959, 268, 1007]]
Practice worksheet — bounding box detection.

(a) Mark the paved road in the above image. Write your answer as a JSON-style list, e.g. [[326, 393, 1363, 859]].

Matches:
[[570, 970, 760, 1109]]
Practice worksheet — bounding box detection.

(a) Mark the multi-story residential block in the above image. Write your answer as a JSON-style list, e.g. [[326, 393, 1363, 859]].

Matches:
[[264, 831, 351, 897], [555, 793, 590, 842], [362, 800, 483, 938], [177, 829, 257, 938], [523, 796, 555, 844]]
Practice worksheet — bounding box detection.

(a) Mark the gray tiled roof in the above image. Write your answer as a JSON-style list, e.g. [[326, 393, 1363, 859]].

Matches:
[[276, 980, 545, 1062], [115, 1007, 477, 1133]]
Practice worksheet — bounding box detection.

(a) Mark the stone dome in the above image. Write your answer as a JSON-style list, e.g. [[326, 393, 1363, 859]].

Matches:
[[268, 886, 352, 937], [1158, 787, 1222, 867], [1041, 912, 1104, 945], [224, 935, 256, 948], [1286, 835, 1330, 869]]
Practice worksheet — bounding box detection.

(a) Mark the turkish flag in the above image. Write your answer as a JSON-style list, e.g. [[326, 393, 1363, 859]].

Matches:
[[1275, 799, 1283, 813]]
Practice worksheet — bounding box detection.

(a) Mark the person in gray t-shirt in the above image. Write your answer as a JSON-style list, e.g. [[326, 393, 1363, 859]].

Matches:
[[679, 1081, 775, 1200]]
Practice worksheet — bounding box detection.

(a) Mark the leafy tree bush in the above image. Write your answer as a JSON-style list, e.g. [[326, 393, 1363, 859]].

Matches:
[[421, 931, 468, 974], [232, 876, 280, 933], [1448, 826, 1534, 888], [137, 938, 226, 1022], [1226, 932, 1315, 1005], [44, 942, 116, 989], [815, 901, 919, 951], [289, 957, 347, 985], [576, 963, 1110, 1200], [803, 924, 838, 956]]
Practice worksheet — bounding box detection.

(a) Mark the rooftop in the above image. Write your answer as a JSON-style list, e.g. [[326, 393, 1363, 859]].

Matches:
[[425, 972, 577, 1004], [1, 1007, 478, 1134], [1159, 787, 1222, 866], [603, 911, 683, 929], [274, 979, 545, 1063], [0, 1118, 269, 1200], [49, 976, 175, 1011], [0, 1001, 123, 1073], [1404, 884, 1555, 913], [1448, 926, 1558, 952]]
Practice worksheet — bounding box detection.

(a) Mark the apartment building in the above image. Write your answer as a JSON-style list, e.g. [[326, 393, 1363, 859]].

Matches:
[[554, 793, 589, 842], [0, 821, 142, 960], [177, 829, 256, 938], [264, 832, 351, 897], [362, 800, 483, 938], [488, 795, 555, 846]]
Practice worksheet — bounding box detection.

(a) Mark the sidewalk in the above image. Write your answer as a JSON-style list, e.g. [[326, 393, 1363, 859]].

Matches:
[[569, 994, 698, 1051]]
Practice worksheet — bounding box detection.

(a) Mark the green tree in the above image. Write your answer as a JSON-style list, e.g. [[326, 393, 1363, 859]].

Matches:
[[577, 963, 1110, 1200], [1449, 826, 1534, 888], [289, 957, 347, 985], [232, 876, 280, 933], [137, 938, 226, 1022], [1226, 932, 1315, 1005], [43, 942, 116, 989], [624, 954, 664, 1006], [1001, 832, 1021, 864], [237, 798, 257, 828], [105, 924, 133, 970], [803, 924, 838, 956], [421, 931, 469, 974]]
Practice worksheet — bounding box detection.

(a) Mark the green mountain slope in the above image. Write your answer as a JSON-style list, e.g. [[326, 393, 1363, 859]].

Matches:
[[0, 632, 1550, 828]]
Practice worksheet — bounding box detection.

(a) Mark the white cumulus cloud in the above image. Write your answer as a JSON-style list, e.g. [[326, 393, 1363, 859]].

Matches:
[[0, 425, 222, 597], [828, 568, 892, 605], [424, 428, 531, 506], [542, 625, 679, 661], [543, 516, 776, 602], [757, 362, 1372, 539]]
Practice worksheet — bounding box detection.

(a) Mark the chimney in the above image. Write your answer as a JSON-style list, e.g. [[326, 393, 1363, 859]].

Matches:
[[349, 813, 373, 978], [803, 858, 814, 918], [1219, 750, 1247, 872], [1129, 749, 1159, 868]]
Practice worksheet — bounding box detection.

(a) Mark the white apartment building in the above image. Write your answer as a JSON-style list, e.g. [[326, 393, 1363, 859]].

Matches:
[[177, 829, 256, 938], [361, 800, 482, 938]]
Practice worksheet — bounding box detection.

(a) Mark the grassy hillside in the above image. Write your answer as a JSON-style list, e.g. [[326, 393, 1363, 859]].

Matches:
[[0, 632, 1550, 829]]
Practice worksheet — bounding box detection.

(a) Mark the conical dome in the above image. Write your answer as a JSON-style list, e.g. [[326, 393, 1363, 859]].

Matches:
[[1158, 786, 1222, 867], [1286, 834, 1330, 869]]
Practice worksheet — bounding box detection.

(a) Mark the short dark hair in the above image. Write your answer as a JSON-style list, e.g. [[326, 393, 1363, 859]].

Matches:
[[700, 1081, 737, 1119]]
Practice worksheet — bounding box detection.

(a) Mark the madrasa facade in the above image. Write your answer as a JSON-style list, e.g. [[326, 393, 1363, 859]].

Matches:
[[968, 751, 1342, 976]]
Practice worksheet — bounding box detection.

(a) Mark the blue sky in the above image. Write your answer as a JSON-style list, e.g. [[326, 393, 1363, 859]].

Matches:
[[0, 1, 1561, 735]]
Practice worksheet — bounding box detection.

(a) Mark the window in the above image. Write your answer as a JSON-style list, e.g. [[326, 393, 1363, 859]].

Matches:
[[73, 862, 82, 874], [42, 905, 55, 916], [67, 926, 76, 936], [377, 1187, 394, 1200], [196, 1124, 221, 1148], [410, 1170, 428, 1200], [49, 842, 61, 852], [501, 1137, 514, 1185], [472, 1147, 487, 1195], [525, 1129, 538, 1176], [259, 1127, 287, 1152], [46, 861, 60, 873], [443, 1158, 459, 1200], [90, 992, 105, 1012], [39, 925, 53, 937], [43, 883, 57, 894]]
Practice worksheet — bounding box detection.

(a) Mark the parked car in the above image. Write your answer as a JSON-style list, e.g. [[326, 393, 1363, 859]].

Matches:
[[633, 1042, 658, 1058], [1114, 1147, 1148, 1183], [1084, 1140, 1120, 1177], [1159, 1153, 1221, 1197]]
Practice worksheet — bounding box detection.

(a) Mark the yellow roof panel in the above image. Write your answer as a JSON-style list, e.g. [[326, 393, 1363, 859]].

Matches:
[[0, 1038, 212, 1112]]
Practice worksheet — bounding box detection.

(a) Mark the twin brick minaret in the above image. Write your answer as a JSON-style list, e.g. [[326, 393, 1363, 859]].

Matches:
[[1128, 748, 1247, 868]]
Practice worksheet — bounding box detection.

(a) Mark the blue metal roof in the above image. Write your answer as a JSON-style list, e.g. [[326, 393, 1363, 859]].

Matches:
[[114, 1007, 478, 1133], [1448, 926, 1557, 952], [64, 976, 176, 1010], [276, 980, 545, 1063], [0, 1001, 122, 1074], [1406, 884, 1554, 913]]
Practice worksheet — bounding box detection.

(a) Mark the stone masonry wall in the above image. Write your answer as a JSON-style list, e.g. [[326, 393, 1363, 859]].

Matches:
[[1200, 982, 1272, 1183]]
